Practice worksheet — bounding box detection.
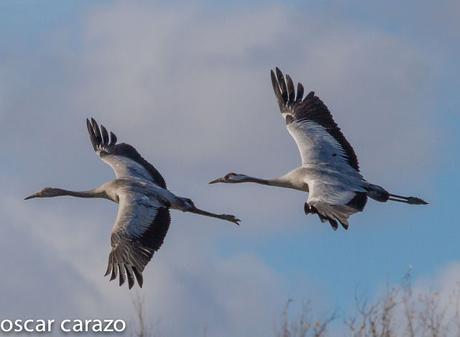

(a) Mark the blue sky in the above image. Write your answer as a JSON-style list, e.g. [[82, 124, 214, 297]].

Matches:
[[0, 1, 459, 336]]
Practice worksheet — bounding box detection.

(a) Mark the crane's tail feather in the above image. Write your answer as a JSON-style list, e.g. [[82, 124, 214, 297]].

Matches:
[[305, 202, 352, 230]]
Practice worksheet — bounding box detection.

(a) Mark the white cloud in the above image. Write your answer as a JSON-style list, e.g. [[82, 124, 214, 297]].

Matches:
[[72, 1, 438, 190]]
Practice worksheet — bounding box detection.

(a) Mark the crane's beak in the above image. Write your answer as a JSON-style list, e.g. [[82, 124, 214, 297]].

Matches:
[[24, 192, 39, 200], [209, 177, 225, 184]]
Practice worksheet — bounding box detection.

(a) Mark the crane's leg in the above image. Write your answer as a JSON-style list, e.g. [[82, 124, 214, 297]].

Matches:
[[366, 183, 428, 205], [388, 194, 428, 205], [188, 206, 240, 226]]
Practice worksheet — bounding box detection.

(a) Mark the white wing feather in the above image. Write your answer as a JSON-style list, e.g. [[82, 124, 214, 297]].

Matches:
[[287, 120, 359, 174], [101, 155, 153, 181]]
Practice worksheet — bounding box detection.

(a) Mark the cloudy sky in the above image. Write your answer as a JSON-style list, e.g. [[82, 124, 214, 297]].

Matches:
[[0, 0, 459, 336]]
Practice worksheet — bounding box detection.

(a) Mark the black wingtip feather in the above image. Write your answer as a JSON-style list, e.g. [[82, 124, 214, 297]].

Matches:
[[109, 131, 117, 146], [296, 83, 304, 102], [104, 262, 112, 277], [286, 74, 295, 103], [118, 263, 126, 287], [90, 118, 102, 144], [270, 70, 277, 89], [329, 218, 338, 230], [100, 125, 110, 146], [271, 70, 283, 105], [110, 264, 117, 281], [86, 119, 98, 151], [275, 67, 282, 77], [126, 266, 135, 289], [133, 267, 143, 288], [275, 68, 287, 102], [86, 119, 121, 154]]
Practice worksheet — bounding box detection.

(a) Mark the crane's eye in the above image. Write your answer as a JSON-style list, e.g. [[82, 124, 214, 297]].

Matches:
[[224, 172, 236, 180], [184, 198, 194, 207]]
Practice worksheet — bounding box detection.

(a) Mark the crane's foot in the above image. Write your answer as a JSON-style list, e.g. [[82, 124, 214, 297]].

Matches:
[[407, 197, 428, 205], [220, 214, 241, 226]]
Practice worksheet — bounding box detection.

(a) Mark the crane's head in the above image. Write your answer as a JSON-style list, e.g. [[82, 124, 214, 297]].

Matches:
[[178, 197, 195, 210], [209, 172, 249, 184], [24, 187, 62, 200]]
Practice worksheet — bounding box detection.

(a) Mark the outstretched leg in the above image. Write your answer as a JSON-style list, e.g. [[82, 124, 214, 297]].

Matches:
[[366, 183, 428, 205], [175, 197, 240, 225], [388, 194, 428, 205], [188, 206, 240, 225]]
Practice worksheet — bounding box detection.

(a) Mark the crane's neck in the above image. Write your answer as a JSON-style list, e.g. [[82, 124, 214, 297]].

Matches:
[[54, 188, 104, 198], [41, 187, 113, 201], [236, 175, 293, 189]]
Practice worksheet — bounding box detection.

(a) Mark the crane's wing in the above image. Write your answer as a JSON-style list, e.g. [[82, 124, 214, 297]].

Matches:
[[270, 68, 360, 173], [105, 190, 171, 289], [305, 178, 367, 230], [86, 118, 166, 188]]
